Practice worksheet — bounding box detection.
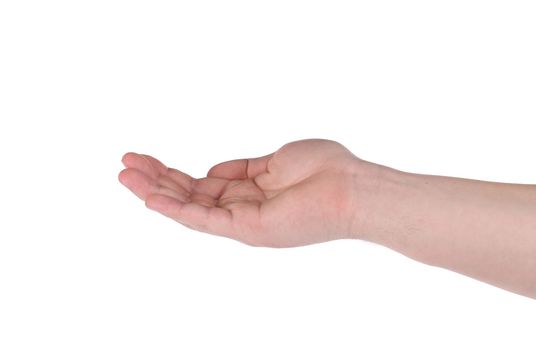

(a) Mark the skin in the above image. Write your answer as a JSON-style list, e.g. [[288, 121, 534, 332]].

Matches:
[[118, 139, 536, 299]]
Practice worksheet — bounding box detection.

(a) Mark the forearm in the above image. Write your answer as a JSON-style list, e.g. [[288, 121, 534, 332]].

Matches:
[[353, 162, 536, 298]]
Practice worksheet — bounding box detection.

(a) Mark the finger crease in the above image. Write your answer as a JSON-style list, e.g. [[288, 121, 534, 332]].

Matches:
[[245, 158, 250, 179]]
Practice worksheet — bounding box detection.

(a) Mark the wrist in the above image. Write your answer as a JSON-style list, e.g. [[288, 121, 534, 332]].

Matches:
[[347, 159, 422, 244]]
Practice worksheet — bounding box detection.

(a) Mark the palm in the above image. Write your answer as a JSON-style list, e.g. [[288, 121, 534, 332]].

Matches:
[[119, 140, 357, 247]]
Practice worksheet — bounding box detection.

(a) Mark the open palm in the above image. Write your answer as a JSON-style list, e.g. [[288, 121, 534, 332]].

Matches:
[[119, 139, 362, 247]]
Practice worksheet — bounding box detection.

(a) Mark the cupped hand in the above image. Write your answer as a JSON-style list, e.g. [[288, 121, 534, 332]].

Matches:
[[119, 139, 372, 247]]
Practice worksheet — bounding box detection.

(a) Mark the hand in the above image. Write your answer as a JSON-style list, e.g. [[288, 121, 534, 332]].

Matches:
[[119, 139, 536, 297], [119, 139, 377, 247]]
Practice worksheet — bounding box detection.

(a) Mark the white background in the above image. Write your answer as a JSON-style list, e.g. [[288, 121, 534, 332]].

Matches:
[[1, 1, 535, 349]]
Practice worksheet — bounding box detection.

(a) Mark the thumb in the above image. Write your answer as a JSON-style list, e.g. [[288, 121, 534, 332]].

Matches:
[[207, 154, 273, 179]]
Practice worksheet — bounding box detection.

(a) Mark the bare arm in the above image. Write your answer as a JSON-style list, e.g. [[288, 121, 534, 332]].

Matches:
[[355, 165, 536, 298], [119, 139, 536, 299]]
